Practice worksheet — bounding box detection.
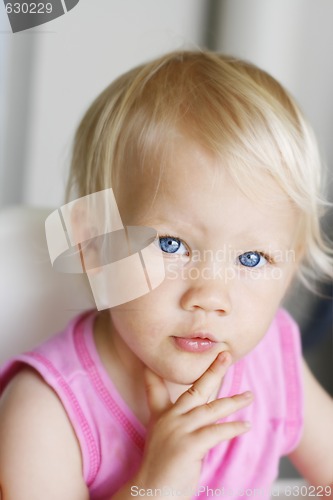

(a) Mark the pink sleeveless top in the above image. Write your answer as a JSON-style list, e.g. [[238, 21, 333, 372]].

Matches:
[[0, 308, 303, 499]]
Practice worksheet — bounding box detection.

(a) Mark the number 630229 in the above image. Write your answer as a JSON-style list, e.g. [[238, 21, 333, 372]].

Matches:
[[5, 3, 53, 14]]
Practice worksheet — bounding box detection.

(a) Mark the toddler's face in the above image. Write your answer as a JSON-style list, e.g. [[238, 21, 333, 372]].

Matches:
[[107, 139, 302, 385]]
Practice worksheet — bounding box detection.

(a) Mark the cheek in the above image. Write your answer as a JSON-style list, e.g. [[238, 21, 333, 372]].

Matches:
[[232, 276, 287, 328], [231, 274, 292, 354], [111, 307, 150, 334], [110, 292, 168, 338], [238, 268, 292, 301], [232, 311, 275, 360]]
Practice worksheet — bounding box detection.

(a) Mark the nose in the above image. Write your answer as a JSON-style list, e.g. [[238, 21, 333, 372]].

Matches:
[[180, 278, 232, 316]]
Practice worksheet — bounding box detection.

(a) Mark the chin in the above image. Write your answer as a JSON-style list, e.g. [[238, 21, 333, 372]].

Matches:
[[163, 364, 208, 386]]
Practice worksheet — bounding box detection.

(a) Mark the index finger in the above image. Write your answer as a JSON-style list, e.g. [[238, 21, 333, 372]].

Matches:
[[143, 366, 172, 419], [174, 352, 232, 414]]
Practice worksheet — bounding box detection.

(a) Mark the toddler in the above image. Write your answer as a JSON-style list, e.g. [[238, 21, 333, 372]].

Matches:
[[0, 50, 333, 500]]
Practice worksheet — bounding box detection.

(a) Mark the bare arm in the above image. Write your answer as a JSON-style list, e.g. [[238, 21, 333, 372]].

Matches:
[[0, 355, 252, 500], [289, 359, 333, 489], [0, 368, 89, 500]]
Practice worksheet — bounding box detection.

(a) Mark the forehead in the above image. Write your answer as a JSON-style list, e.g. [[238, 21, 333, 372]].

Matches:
[[117, 138, 301, 245]]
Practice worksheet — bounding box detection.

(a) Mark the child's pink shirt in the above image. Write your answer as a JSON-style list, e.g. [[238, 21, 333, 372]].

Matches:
[[0, 308, 303, 499]]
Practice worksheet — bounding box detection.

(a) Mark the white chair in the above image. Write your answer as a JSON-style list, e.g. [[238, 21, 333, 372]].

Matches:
[[0, 205, 95, 365]]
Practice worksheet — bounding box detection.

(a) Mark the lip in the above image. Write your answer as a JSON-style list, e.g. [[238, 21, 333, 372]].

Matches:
[[190, 332, 218, 342], [173, 334, 218, 353]]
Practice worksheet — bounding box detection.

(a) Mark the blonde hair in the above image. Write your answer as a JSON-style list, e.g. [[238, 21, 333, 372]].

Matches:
[[66, 50, 333, 289]]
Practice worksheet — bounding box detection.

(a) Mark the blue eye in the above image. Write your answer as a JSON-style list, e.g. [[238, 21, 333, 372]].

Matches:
[[238, 251, 267, 268], [159, 236, 188, 255]]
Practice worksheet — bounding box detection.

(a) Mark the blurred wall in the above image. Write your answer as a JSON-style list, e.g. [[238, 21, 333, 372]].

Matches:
[[2, 0, 333, 209], [0, 0, 206, 209], [210, 0, 333, 200]]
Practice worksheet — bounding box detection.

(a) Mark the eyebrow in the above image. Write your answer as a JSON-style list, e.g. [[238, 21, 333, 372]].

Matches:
[[234, 228, 296, 250], [141, 218, 294, 250], [137, 216, 194, 232]]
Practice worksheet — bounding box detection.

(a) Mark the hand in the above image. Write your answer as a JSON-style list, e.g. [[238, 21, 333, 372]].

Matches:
[[135, 352, 253, 499]]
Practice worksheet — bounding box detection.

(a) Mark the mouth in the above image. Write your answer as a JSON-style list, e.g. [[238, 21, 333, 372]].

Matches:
[[189, 332, 218, 342], [172, 333, 219, 353]]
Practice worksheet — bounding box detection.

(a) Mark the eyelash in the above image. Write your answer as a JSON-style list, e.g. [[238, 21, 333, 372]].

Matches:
[[157, 233, 274, 266], [239, 250, 273, 269], [255, 251, 274, 264], [158, 234, 190, 256]]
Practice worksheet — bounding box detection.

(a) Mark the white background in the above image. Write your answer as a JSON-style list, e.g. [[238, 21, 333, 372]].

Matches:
[[1, 0, 333, 209], [0, 0, 206, 207]]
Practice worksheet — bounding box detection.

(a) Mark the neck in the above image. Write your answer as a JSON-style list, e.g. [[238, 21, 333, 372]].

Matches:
[[163, 380, 192, 403], [94, 312, 197, 423]]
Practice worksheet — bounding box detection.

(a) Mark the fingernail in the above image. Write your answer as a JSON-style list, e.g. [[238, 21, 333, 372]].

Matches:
[[217, 351, 230, 364], [242, 391, 253, 399]]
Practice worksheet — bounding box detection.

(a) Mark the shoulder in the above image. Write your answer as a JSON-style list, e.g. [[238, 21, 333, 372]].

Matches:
[[276, 308, 304, 448], [274, 307, 300, 333], [249, 307, 302, 372], [244, 308, 304, 454], [0, 367, 89, 499], [288, 359, 333, 487], [270, 307, 303, 369]]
